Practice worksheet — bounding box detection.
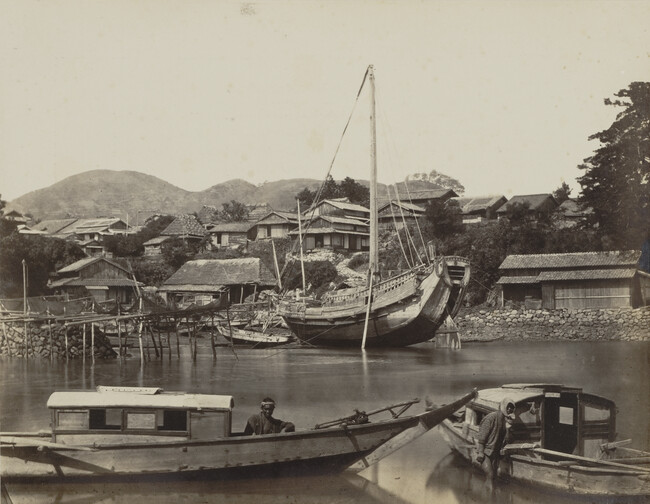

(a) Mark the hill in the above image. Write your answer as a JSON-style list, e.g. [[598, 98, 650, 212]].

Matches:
[[8, 170, 452, 221]]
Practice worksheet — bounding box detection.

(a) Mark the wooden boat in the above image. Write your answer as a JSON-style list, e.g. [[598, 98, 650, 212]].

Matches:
[[277, 65, 469, 348], [0, 386, 476, 482], [437, 383, 650, 497], [216, 325, 293, 348]]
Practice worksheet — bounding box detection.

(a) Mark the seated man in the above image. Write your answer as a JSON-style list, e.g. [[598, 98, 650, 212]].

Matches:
[[244, 397, 295, 435]]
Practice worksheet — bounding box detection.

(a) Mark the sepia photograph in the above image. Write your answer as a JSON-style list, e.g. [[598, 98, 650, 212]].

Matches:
[[1, 1, 649, 502]]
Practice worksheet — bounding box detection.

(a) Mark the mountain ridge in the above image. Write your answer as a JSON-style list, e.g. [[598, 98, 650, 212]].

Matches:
[[8, 170, 449, 221]]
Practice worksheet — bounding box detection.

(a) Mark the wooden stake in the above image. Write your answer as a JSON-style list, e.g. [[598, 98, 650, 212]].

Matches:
[[91, 323, 95, 362], [210, 315, 216, 360], [48, 318, 53, 361], [138, 319, 144, 362], [2, 321, 11, 357], [174, 319, 181, 359], [117, 318, 122, 357], [64, 325, 69, 361]]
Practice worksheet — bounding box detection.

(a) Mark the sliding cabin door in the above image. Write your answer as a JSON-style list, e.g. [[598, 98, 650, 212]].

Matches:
[[542, 392, 579, 455]]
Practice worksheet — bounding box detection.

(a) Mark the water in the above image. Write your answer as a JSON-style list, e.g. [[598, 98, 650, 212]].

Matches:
[[1, 339, 649, 504]]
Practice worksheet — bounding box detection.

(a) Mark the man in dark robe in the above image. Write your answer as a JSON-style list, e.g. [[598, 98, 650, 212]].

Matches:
[[244, 397, 295, 435]]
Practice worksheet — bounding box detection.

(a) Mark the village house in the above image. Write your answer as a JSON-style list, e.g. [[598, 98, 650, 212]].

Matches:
[[160, 214, 206, 245], [304, 198, 369, 220], [142, 235, 174, 256], [158, 258, 277, 307], [495, 194, 558, 222], [455, 195, 508, 225], [291, 214, 369, 252], [377, 201, 426, 230], [248, 210, 300, 240], [28, 217, 131, 256], [553, 198, 593, 229], [48, 256, 141, 305], [390, 188, 458, 207], [2, 210, 29, 224], [206, 222, 252, 249], [496, 250, 645, 309]]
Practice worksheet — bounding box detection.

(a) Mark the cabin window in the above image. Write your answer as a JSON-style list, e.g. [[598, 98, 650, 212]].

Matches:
[[57, 410, 88, 430], [583, 404, 610, 421], [515, 401, 541, 427], [158, 410, 188, 431], [89, 408, 122, 430], [559, 406, 575, 425], [190, 411, 230, 439], [126, 412, 157, 430]]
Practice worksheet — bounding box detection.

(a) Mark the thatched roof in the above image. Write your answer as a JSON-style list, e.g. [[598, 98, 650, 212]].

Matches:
[[162, 258, 276, 289], [161, 215, 206, 237]]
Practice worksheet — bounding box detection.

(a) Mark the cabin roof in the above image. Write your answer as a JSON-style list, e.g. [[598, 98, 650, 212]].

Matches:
[[471, 383, 613, 410], [47, 386, 234, 410]]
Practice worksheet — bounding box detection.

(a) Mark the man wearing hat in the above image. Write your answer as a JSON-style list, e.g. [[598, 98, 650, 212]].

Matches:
[[244, 397, 295, 435], [475, 397, 515, 488]]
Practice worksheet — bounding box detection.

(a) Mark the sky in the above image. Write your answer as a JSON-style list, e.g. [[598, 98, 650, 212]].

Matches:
[[1, 0, 649, 202]]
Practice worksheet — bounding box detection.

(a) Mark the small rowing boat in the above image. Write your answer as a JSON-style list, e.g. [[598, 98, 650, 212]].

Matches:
[[1, 386, 476, 482], [437, 383, 650, 497], [216, 325, 293, 348]]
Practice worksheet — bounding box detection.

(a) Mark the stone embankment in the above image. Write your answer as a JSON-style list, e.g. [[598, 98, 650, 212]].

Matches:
[[455, 307, 650, 342], [0, 322, 117, 359]]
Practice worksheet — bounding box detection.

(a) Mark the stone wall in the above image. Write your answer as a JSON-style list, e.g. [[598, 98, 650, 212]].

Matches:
[[0, 322, 117, 359], [455, 307, 650, 342]]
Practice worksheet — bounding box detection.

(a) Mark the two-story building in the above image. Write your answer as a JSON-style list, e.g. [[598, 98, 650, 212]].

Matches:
[[48, 257, 141, 304]]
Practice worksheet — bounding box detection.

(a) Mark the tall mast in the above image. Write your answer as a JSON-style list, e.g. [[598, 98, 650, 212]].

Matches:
[[368, 65, 379, 281]]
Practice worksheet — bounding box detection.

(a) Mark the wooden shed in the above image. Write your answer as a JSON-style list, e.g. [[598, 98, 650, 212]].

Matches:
[[48, 257, 141, 304], [497, 251, 643, 309], [158, 258, 277, 307]]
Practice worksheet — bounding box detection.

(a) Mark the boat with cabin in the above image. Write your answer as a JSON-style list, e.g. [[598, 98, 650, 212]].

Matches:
[[0, 385, 476, 482], [277, 65, 469, 348], [437, 383, 650, 497]]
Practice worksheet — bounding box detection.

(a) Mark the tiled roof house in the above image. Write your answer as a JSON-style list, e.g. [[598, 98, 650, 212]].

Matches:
[[497, 250, 644, 309]]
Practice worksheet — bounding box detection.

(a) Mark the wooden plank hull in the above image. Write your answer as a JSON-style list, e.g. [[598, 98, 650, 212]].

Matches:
[[0, 393, 477, 482], [438, 420, 650, 497], [217, 327, 292, 348], [280, 264, 453, 347]]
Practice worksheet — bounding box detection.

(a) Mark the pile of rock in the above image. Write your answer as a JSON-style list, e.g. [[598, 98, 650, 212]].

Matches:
[[0, 322, 117, 359]]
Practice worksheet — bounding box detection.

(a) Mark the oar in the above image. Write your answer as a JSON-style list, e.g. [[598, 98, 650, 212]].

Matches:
[[505, 444, 650, 473], [0, 436, 95, 451]]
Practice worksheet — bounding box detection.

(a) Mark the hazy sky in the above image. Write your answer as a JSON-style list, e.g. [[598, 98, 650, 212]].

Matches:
[[1, 0, 649, 202]]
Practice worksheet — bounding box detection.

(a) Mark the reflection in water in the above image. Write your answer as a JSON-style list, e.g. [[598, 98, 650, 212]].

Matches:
[[3, 473, 417, 504], [1, 340, 648, 504]]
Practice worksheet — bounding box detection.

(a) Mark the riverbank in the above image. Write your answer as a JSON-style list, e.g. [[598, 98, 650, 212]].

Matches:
[[455, 306, 650, 343]]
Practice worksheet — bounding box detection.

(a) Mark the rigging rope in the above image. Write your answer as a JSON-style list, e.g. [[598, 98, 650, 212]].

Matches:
[[279, 67, 371, 289]]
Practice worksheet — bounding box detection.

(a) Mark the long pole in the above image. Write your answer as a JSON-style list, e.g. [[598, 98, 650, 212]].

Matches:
[[22, 260, 28, 356], [271, 239, 282, 290], [361, 272, 374, 350], [296, 199, 306, 294], [368, 65, 379, 283]]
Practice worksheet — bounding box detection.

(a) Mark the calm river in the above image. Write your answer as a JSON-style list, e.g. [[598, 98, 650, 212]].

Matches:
[[1, 339, 648, 504]]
